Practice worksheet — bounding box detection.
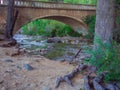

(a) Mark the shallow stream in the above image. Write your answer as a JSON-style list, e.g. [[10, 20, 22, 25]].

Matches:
[[13, 34, 91, 61]]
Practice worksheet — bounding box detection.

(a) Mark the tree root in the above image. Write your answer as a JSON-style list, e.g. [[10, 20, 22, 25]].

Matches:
[[55, 64, 88, 88], [84, 75, 91, 90], [55, 64, 120, 90]]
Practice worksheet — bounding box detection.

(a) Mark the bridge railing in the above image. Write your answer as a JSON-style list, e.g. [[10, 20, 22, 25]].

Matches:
[[0, 0, 96, 10]]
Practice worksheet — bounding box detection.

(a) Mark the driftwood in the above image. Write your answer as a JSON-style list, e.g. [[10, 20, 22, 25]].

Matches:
[[74, 48, 82, 59], [55, 64, 88, 88], [70, 48, 82, 62]]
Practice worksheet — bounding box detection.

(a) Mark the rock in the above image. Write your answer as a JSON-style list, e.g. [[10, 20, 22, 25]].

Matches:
[[25, 83, 30, 87], [16, 66, 22, 69], [47, 38, 61, 43], [114, 86, 120, 90], [24, 64, 34, 71], [4, 59, 13, 62], [115, 82, 120, 89], [42, 86, 51, 90], [5, 69, 14, 73], [0, 38, 17, 47], [0, 78, 4, 84]]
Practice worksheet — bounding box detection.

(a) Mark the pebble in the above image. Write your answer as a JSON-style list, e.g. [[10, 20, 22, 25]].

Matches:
[[25, 83, 30, 87], [42, 86, 51, 90], [4, 59, 13, 62], [5, 69, 14, 73], [0, 79, 4, 84], [16, 66, 22, 69], [24, 64, 34, 71]]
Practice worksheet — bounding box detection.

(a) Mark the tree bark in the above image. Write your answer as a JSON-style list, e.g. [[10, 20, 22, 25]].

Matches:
[[10, 10, 19, 37], [5, 0, 14, 39], [94, 0, 115, 50]]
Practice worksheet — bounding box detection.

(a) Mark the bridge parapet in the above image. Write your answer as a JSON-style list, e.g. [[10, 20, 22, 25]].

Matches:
[[0, 0, 96, 10]]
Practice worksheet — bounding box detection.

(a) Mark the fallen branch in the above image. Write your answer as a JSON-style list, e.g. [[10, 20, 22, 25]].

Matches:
[[70, 48, 82, 62]]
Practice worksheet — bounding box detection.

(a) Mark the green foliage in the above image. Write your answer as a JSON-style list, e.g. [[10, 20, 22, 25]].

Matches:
[[83, 15, 96, 41], [64, 0, 97, 4], [87, 38, 120, 82], [38, 0, 97, 4], [21, 19, 81, 37], [113, 17, 120, 43], [116, 0, 120, 3]]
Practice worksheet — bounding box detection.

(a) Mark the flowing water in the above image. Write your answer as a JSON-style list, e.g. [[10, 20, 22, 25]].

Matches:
[[13, 34, 91, 61]]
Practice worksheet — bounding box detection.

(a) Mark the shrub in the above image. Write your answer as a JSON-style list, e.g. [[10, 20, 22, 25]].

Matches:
[[87, 38, 120, 82], [21, 19, 82, 37], [83, 15, 96, 41], [113, 17, 120, 43]]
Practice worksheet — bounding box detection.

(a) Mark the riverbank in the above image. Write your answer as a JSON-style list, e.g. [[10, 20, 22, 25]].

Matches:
[[0, 45, 84, 90]]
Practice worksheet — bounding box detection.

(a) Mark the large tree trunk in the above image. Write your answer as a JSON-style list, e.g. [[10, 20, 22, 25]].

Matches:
[[94, 0, 115, 50], [5, 0, 14, 39]]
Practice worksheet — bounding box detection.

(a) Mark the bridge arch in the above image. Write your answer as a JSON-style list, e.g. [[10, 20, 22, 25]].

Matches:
[[0, 0, 96, 35], [18, 15, 88, 35]]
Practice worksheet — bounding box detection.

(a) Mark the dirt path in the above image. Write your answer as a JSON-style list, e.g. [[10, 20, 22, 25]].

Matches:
[[0, 46, 84, 90]]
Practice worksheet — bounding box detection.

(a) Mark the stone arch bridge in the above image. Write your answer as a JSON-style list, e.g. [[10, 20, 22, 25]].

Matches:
[[0, 0, 96, 35]]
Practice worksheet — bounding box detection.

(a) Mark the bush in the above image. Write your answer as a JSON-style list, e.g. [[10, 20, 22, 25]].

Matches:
[[87, 38, 120, 82], [83, 15, 96, 41], [113, 17, 120, 43], [21, 19, 82, 37]]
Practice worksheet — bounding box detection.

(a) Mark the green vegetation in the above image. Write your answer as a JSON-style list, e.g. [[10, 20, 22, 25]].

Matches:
[[83, 15, 96, 41], [116, 0, 120, 3], [113, 17, 120, 43], [86, 38, 120, 82], [63, 0, 97, 4], [38, 0, 97, 5], [21, 19, 82, 37]]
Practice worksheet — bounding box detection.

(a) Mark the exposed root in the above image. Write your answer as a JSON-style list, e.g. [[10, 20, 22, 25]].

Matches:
[[55, 64, 120, 90], [55, 64, 88, 88], [84, 75, 91, 90]]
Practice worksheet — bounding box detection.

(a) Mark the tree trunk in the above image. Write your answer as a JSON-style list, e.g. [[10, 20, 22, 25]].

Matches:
[[94, 0, 115, 50], [10, 10, 19, 37], [5, 0, 14, 39]]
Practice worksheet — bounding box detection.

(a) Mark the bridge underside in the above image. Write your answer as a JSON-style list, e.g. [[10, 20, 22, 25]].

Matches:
[[40, 15, 88, 35]]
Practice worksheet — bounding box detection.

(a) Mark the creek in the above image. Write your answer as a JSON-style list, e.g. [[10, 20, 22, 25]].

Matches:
[[13, 34, 91, 62]]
